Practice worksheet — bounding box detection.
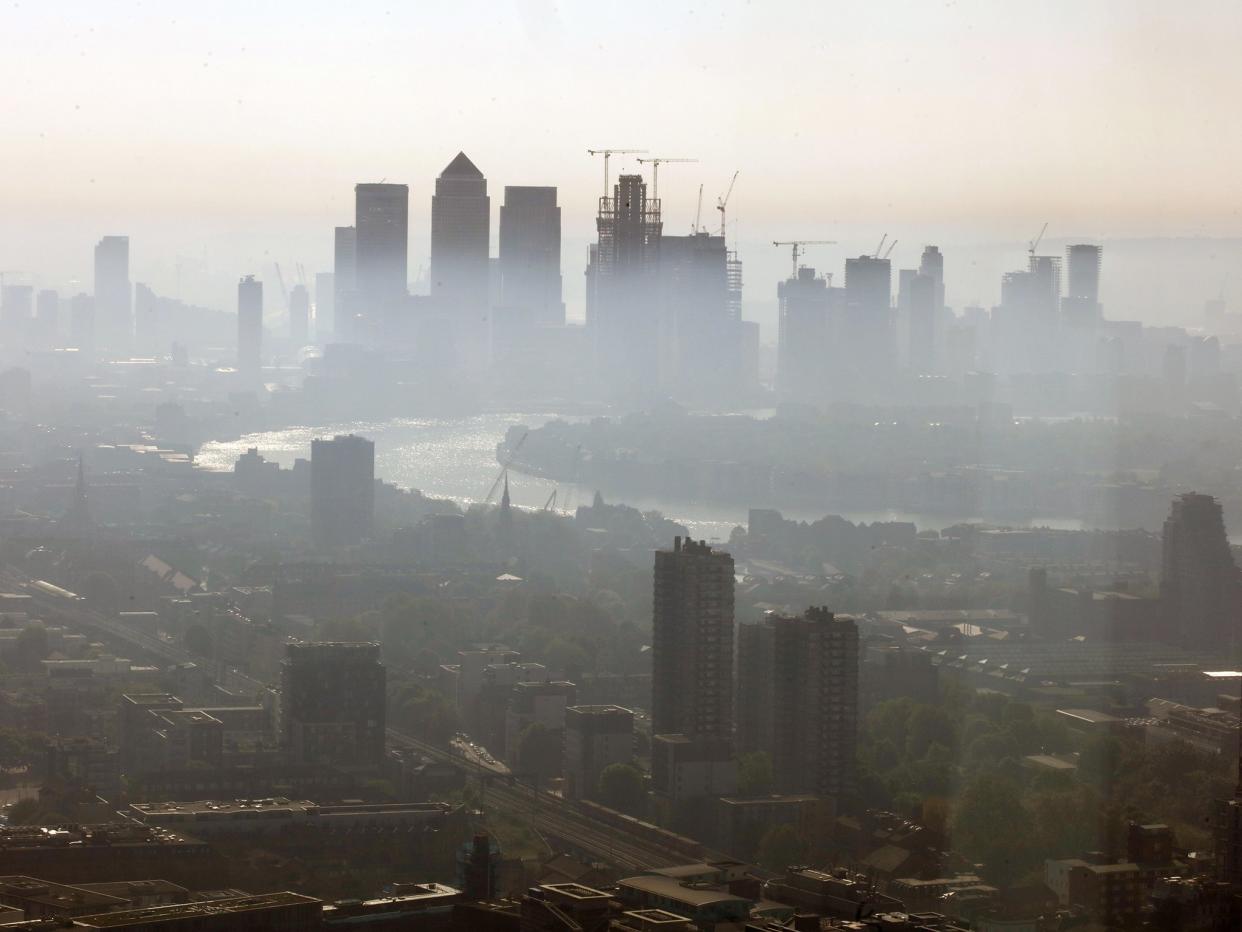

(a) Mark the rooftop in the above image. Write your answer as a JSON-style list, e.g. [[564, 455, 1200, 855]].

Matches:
[[73, 891, 320, 927]]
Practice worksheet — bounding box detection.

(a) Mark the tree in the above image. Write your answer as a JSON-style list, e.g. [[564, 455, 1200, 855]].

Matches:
[[950, 774, 1036, 886], [388, 681, 459, 746], [598, 763, 645, 815], [738, 751, 774, 797], [756, 823, 807, 871]]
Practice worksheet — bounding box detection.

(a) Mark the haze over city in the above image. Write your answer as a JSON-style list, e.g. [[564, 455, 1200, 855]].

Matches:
[[3, 4, 1242, 932]]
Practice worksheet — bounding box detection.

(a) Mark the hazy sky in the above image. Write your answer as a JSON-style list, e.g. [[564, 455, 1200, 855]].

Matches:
[[4, 0, 1242, 327]]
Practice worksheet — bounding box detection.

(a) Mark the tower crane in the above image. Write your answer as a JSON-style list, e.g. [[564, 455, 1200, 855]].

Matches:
[[586, 148, 647, 197], [635, 157, 698, 202], [872, 233, 888, 258], [882, 239, 898, 260], [1028, 221, 1049, 261], [772, 241, 837, 278], [716, 171, 740, 240], [693, 184, 704, 234], [273, 262, 289, 309]]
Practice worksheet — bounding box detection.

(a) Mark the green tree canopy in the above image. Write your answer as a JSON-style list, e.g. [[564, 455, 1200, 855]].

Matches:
[[598, 763, 645, 815]]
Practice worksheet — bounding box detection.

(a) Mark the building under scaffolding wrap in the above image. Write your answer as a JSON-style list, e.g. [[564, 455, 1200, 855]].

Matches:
[[587, 174, 663, 393]]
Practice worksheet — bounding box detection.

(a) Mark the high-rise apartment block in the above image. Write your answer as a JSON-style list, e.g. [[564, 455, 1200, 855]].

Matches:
[[652, 537, 734, 740], [310, 434, 375, 548], [498, 185, 562, 326], [236, 275, 262, 380], [564, 704, 634, 800], [1160, 492, 1242, 650], [1063, 243, 1102, 323], [94, 235, 131, 349], [280, 642, 386, 769], [770, 608, 858, 799]]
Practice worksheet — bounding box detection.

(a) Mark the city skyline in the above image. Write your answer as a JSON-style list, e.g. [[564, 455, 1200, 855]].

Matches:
[[4, 2, 1242, 326]]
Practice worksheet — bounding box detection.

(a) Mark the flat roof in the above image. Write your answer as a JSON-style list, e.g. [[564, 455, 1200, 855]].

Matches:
[[618, 876, 746, 908], [73, 891, 319, 927]]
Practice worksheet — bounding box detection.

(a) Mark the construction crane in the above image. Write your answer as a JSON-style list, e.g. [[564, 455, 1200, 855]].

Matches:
[[772, 240, 837, 278], [872, 234, 888, 259], [587, 148, 647, 197], [635, 157, 697, 202], [273, 263, 289, 309], [716, 171, 740, 240], [483, 430, 529, 504], [882, 239, 898, 260], [543, 489, 558, 511], [1028, 222, 1049, 260], [693, 184, 704, 234]]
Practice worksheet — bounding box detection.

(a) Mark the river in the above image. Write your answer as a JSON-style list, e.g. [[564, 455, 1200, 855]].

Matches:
[[195, 412, 1085, 542]]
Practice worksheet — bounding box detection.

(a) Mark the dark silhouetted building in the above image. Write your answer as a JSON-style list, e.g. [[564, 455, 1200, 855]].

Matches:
[[280, 642, 385, 770], [498, 185, 562, 327], [237, 275, 262, 380], [564, 704, 633, 800], [770, 607, 858, 800], [94, 234, 131, 349], [310, 434, 375, 548], [736, 617, 776, 757], [652, 537, 734, 740], [1161, 492, 1242, 651]]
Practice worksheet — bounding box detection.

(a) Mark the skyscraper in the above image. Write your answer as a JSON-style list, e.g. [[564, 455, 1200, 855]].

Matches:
[[94, 235, 132, 349], [588, 174, 663, 392], [919, 245, 945, 311], [844, 254, 894, 378], [498, 185, 562, 326], [288, 283, 309, 346], [770, 607, 859, 799], [777, 267, 831, 401], [236, 275, 262, 380], [333, 225, 356, 339], [652, 537, 734, 740], [736, 617, 776, 757], [1063, 243, 1102, 323], [280, 642, 386, 769], [314, 271, 335, 340], [354, 184, 408, 304], [1160, 492, 1242, 650], [660, 231, 736, 395], [310, 434, 375, 548], [431, 152, 490, 312]]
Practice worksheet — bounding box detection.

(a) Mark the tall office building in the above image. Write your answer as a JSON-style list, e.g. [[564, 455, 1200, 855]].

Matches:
[[660, 231, 737, 394], [588, 174, 663, 391], [280, 642, 386, 769], [1063, 244, 1102, 323], [777, 267, 832, 401], [236, 275, 262, 380], [288, 284, 310, 345], [310, 434, 375, 548], [94, 235, 132, 349], [431, 152, 491, 312], [35, 289, 58, 341], [69, 294, 95, 350], [1160, 493, 1242, 650], [770, 607, 859, 799], [354, 184, 408, 321], [844, 255, 894, 377], [314, 271, 335, 340], [919, 245, 945, 310], [333, 225, 357, 339], [498, 185, 562, 326], [906, 272, 937, 374], [652, 537, 734, 740]]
